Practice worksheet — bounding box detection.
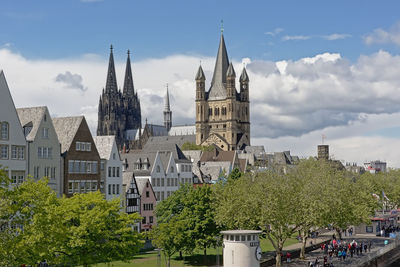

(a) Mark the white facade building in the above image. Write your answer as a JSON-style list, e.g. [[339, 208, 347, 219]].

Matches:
[[17, 106, 62, 196], [93, 136, 123, 201], [0, 71, 27, 186]]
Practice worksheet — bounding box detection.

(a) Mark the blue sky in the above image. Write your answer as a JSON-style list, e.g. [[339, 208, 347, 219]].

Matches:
[[2, 0, 400, 61], [3, 0, 400, 166]]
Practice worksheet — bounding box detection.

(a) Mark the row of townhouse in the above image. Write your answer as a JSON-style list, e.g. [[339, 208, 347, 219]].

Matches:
[[0, 70, 123, 200]]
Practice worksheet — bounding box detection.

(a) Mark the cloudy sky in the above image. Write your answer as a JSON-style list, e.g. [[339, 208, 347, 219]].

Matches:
[[2, 0, 400, 166]]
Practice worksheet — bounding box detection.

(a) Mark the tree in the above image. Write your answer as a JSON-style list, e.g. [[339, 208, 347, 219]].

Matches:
[[56, 191, 143, 266], [0, 172, 143, 266], [151, 184, 220, 266], [214, 171, 304, 267], [228, 168, 242, 180]]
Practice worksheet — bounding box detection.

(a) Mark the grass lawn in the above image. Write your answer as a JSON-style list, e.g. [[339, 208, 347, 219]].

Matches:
[[93, 237, 300, 267]]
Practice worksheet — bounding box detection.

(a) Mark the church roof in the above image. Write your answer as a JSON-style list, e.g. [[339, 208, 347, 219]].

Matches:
[[52, 116, 84, 153], [226, 62, 236, 77], [195, 65, 206, 80], [168, 125, 196, 136], [16, 106, 47, 141], [105, 45, 118, 93], [208, 34, 229, 100], [240, 67, 249, 82], [123, 50, 135, 96]]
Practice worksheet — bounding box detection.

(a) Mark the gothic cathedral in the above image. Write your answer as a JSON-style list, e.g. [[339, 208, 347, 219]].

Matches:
[[97, 46, 141, 148], [195, 33, 250, 151]]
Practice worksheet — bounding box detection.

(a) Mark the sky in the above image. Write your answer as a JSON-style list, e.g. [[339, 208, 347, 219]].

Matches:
[[2, 0, 400, 166]]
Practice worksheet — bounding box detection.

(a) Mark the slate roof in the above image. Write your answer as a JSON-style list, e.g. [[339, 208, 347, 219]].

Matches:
[[200, 149, 236, 163], [208, 34, 229, 100], [168, 125, 196, 136], [16, 106, 47, 141], [122, 171, 134, 187], [93, 135, 116, 160], [143, 135, 193, 162], [240, 67, 249, 82], [52, 116, 84, 153], [195, 65, 206, 80], [121, 151, 157, 176]]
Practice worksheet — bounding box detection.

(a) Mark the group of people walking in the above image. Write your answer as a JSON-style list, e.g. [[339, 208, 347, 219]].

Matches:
[[308, 238, 372, 267]]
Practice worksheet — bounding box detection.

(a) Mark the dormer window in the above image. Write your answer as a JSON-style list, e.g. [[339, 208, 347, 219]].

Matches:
[[170, 166, 174, 173], [156, 166, 160, 173]]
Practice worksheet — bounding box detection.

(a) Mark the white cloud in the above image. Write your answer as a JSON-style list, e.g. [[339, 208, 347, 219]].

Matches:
[[2, 48, 400, 166], [55, 71, 87, 91], [282, 35, 310, 41], [323, 33, 351, 40], [364, 22, 400, 46], [265, 28, 284, 36]]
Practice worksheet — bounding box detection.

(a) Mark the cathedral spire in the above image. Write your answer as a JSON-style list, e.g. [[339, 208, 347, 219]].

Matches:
[[105, 45, 118, 94], [164, 84, 170, 111], [208, 32, 229, 100], [164, 84, 172, 131], [123, 49, 135, 96]]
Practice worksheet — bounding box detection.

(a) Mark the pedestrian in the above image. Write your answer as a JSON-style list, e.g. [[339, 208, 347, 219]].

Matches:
[[324, 256, 328, 267], [368, 241, 372, 252], [315, 257, 320, 267], [338, 250, 342, 260], [364, 243, 368, 253], [342, 250, 346, 261], [286, 252, 291, 263], [359, 243, 363, 255]]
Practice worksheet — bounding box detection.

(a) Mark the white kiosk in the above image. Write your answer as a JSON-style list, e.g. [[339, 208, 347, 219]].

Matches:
[[221, 230, 262, 267]]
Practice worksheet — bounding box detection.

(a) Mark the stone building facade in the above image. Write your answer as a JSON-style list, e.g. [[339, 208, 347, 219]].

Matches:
[[97, 46, 141, 148], [195, 33, 250, 151]]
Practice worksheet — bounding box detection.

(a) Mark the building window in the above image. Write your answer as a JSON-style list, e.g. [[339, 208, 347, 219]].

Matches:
[[74, 161, 80, 173], [112, 184, 115, 194], [116, 167, 120, 177], [0, 145, 8, 159], [108, 184, 111, 195], [101, 162, 104, 171], [156, 165, 160, 173], [108, 167, 111, 177], [146, 191, 150, 198], [113, 153, 116, 160], [41, 128, 49, 139], [161, 178, 164, 186], [80, 161, 86, 173], [51, 167, 56, 180], [167, 178, 170, 187], [149, 216, 153, 223], [85, 143, 91, 151], [44, 167, 50, 177], [1, 122, 9, 140], [92, 180, 97, 191], [34, 166, 40, 179], [170, 166, 174, 173], [156, 191, 160, 200], [112, 167, 115, 177], [142, 217, 146, 224], [92, 161, 98, 174], [68, 161, 74, 173], [116, 184, 119, 195], [76, 142, 81, 151], [161, 191, 165, 200], [68, 182, 73, 194]]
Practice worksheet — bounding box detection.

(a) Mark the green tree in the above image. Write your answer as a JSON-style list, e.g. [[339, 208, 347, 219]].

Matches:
[[228, 168, 242, 180], [56, 191, 143, 266], [151, 184, 220, 266]]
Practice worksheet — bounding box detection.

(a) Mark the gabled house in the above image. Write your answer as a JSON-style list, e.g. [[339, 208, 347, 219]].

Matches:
[[122, 171, 141, 232], [93, 136, 122, 201], [121, 143, 193, 202], [17, 106, 62, 196], [0, 71, 27, 187], [53, 116, 101, 196], [136, 178, 157, 232]]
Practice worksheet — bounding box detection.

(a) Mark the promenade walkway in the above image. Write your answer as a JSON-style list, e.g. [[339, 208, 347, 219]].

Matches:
[[280, 234, 392, 267]]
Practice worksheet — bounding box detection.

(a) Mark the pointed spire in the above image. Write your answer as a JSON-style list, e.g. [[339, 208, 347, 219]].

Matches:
[[240, 66, 249, 82], [208, 32, 229, 100], [195, 65, 206, 80], [226, 62, 236, 77], [123, 49, 135, 96], [164, 84, 170, 111], [105, 44, 118, 93]]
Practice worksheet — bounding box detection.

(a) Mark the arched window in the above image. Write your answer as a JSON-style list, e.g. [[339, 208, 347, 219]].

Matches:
[[1, 122, 9, 140]]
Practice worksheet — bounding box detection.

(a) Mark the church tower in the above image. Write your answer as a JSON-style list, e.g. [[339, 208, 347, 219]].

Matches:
[[163, 85, 172, 131], [97, 46, 142, 148], [195, 32, 250, 151]]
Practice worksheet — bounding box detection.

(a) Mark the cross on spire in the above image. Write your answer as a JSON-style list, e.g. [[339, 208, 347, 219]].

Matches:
[[221, 19, 224, 33]]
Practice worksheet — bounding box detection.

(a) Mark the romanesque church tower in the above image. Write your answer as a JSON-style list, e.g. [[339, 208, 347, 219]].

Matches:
[[97, 46, 141, 148], [195, 33, 250, 151]]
